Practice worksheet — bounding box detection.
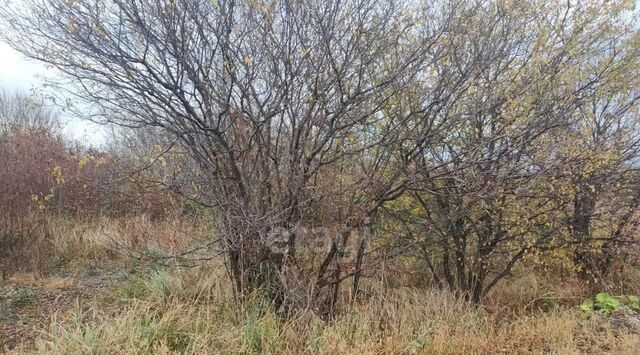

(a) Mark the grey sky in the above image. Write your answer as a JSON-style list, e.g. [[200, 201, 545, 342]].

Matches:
[[0, 42, 44, 89], [1, 0, 638, 147], [0, 41, 107, 146]]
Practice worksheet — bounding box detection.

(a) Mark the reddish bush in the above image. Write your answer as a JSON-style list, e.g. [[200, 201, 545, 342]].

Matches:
[[0, 127, 67, 216]]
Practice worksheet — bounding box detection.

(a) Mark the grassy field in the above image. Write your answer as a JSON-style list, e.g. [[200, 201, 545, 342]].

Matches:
[[2, 217, 640, 354]]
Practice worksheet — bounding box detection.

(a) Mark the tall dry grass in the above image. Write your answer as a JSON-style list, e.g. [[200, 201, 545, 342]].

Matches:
[[3, 216, 639, 354], [1, 214, 212, 280], [48, 214, 212, 264], [34, 263, 640, 355]]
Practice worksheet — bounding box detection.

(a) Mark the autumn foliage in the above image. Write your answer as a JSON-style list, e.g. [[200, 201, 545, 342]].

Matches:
[[0, 0, 639, 314]]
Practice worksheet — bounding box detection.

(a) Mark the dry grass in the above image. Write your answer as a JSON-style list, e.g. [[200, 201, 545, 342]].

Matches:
[[49, 214, 211, 262], [0, 214, 213, 278], [3, 217, 640, 354], [31, 265, 640, 355], [483, 268, 589, 316]]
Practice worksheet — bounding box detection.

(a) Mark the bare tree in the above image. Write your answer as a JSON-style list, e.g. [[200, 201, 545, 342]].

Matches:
[[562, 28, 640, 284], [0, 90, 59, 134], [4, 0, 637, 310], [0, 0, 463, 311], [388, 0, 640, 303]]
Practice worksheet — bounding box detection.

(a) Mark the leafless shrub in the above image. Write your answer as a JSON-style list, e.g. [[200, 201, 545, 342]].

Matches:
[[1, 0, 639, 310]]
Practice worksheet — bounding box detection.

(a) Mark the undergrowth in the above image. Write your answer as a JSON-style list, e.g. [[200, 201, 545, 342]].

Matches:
[[35, 266, 640, 355]]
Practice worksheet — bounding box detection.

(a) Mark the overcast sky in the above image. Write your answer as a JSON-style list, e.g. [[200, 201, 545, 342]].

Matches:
[[1, 1, 638, 147], [0, 41, 107, 146]]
